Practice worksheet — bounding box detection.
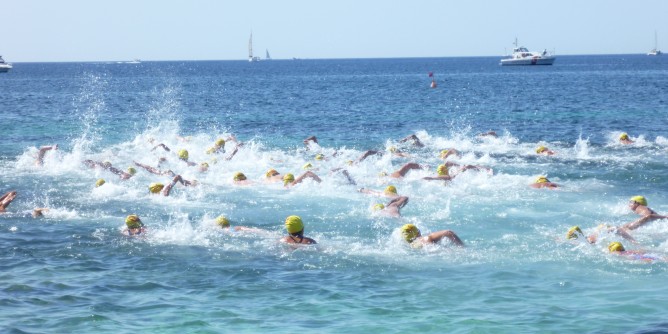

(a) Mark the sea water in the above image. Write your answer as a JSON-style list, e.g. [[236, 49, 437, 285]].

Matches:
[[1, 55, 668, 333]]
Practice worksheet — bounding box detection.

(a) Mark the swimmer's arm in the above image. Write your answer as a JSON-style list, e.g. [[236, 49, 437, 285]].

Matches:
[[358, 188, 382, 196], [622, 215, 654, 230], [152, 143, 171, 152], [387, 196, 409, 209], [426, 230, 464, 246], [391, 162, 423, 178], [36, 145, 57, 165]]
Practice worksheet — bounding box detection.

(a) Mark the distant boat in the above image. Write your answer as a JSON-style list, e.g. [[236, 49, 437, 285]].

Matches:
[[648, 31, 662, 56], [0, 55, 12, 73], [266, 49, 271, 60], [500, 38, 555, 66], [248, 32, 261, 62]]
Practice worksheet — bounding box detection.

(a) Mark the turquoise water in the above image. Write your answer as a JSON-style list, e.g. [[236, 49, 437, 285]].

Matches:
[[2, 55, 668, 333]]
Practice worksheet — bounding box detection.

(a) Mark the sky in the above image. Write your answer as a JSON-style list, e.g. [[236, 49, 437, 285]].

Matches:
[[3, 0, 667, 62]]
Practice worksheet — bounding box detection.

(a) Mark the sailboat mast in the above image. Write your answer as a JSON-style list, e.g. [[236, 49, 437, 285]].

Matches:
[[248, 32, 253, 60]]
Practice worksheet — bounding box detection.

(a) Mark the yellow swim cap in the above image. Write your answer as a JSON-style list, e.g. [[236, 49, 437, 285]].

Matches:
[[233, 172, 247, 181], [608, 241, 625, 252], [384, 185, 397, 195], [378, 171, 388, 177], [125, 214, 143, 229], [630, 196, 647, 206], [266, 169, 279, 178], [95, 178, 106, 187], [216, 215, 230, 228], [535, 176, 549, 184], [206, 147, 215, 154], [389, 146, 397, 153], [283, 173, 295, 185], [215, 138, 225, 148], [303, 163, 313, 170], [200, 162, 209, 168], [619, 133, 629, 140], [440, 149, 449, 158], [285, 215, 304, 234], [127, 167, 137, 175], [536, 146, 547, 154], [566, 226, 583, 240], [346, 160, 353, 166], [373, 203, 385, 211], [315, 153, 324, 160], [437, 164, 448, 176], [178, 149, 189, 161], [401, 224, 420, 243], [149, 182, 164, 193]]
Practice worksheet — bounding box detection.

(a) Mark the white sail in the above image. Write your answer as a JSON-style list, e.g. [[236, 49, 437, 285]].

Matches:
[[248, 32, 260, 62], [648, 30, 662, 56], [266, 49, 271, 60]]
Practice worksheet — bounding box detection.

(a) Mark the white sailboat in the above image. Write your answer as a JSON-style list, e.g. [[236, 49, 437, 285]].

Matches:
[[266, 49, 271, 60], [248, 32, 261, 62], [648, 31, 662, 56]]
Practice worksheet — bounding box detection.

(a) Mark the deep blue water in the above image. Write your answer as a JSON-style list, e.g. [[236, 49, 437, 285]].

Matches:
[[1, 55, 668, 333]]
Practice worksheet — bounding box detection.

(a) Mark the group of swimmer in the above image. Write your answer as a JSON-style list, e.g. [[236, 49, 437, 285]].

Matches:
[[2, 131, 665, 257]]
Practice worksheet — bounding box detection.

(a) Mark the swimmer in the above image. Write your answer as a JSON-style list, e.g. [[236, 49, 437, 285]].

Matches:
[[373, 196, 410, 217], [400, 223, 464, 247], [566, 225, 636, 244], [0, 190, 18, 212], [149, 175, 195, 196], [607, 242, 664, 262], [478, 131, 498, 138], [530, 176, 558, 189], [265, 168, 284, 183], [84, 160, 134, 179], [303, 136, 319, 148], [398, 134, 425, 148], [439, 148, 460, 160], [35, 144, 58, 166], [232, 172, 253, 186], [133, 161, 176, 177], [329, 168, 356, 185], [123, 214, 146, 236], [359, 185, 400, 198], [390, 162, 426, 178], [621, 196, 668, 231], [285, 171, 322, 187], [536, 146, 555, 156], [422, 164, 454, 181], [206, 138, 227, 155], [619, 133, 634, 145], [282, 215, 317, 244], [215, 215, 265, 233], [151, 144, 197, 166]]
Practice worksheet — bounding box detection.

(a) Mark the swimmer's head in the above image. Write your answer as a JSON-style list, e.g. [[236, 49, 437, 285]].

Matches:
[[401, 224, 421, 243], [125, 214, 143, 229], [630, 195, 647, 206], [199, 162, 209, 171], [384, 185, 397, 195], [102, 161, 112, 168], [378, 171, 388, 177], [608, 241, 625, 252], [303, 163, 313, 170], [149, 182, 164, 194], [233, 172, 247, 181], [619, 133, 629, 140], [566, 226, 584, 240], [283, 173, 295, 185], [178, 149, 189, 161], [216, 215, 230, 228], [389, 146, 397, 153], [346, 160, 354, 166], [373, 203, 385, 211], [95, 178, 106, 187], [127, 167, 137, 175], [439, 149, 449, 159], [215, 138, 225, 148], [285, 215, 304, 234], [315, 153, 324, 160], [437, 164, 448, 176], [536, 146, 547, 154], [535, 176, 549, 184], [266, 169, 279, 178]]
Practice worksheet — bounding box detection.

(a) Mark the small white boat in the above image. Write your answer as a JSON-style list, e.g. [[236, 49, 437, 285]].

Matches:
[[265, 49, 271, 60], [0, 55, 12, 72], [500, 38, 555, 66], [248, 32, 261, 62], [648, 31, 662, 56]]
